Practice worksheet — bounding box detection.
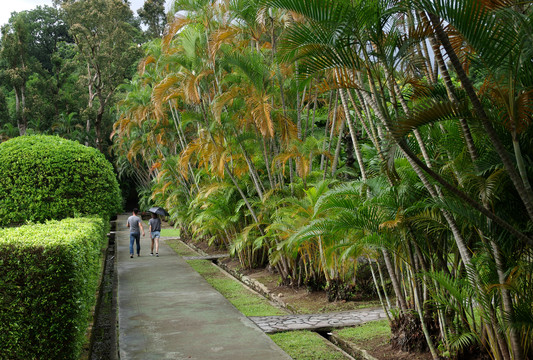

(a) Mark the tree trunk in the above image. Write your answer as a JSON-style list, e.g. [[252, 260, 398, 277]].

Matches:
[[338, 87, 368, 183], [367, 256, 392, 322], [331, 119, 345, 177], [14, 86, 27, 135], [382, 248, 408, 311]]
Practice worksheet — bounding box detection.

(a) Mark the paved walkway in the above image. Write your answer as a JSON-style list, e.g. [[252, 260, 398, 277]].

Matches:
[[116, 214, 291, 360], [249, 308, 387, 333]]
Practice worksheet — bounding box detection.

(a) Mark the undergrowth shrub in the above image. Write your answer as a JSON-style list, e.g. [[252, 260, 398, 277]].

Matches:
[[0, 135, 121, 226], [0, 217, 107, 360]]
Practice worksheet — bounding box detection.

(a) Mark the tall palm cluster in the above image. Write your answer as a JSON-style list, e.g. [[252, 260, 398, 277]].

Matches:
[[112, 0, 533, 358]]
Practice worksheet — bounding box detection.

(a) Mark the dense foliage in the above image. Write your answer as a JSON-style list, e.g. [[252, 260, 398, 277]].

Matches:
[[0, 135, 121, 226], [0, 1, 154, 152], [113, 0, 533, 359], [0, 216, 107, 360]]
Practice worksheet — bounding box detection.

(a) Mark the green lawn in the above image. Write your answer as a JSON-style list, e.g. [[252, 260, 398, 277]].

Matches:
[[269, 331, 348, 360]]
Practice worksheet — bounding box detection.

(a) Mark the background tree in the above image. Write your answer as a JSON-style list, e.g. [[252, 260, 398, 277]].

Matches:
[[0, 6, 85, 139], [138, 0, 167, 39], [62, 0, 142, 151], [0, 12, 31, 135]]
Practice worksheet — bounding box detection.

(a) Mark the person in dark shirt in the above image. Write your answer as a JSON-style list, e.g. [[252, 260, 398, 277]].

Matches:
[[127, 208, 145, 258], [149, 212, 162, 257]]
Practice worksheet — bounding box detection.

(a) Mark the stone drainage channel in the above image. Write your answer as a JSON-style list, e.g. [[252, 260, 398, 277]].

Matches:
[[180, 239, 386, 360], [88, 220, 119, 360]]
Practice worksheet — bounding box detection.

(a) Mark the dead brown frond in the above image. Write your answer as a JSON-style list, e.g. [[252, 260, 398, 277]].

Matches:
[[209, 26, 239, 60], [162, 16, 195, 51]]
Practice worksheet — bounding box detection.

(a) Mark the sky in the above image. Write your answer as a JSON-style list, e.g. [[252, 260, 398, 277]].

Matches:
[[0, 0, 172, 28]]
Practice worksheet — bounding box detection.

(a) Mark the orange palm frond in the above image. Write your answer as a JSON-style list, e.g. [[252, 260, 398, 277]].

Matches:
[[445, 25, 475, 75], [334, 68, 364, 90], [138, 55, 157, 74], [249, 93, 275, 138], [380, 214, 404, 230], [330, 104, 346, 135], [406, 77, 433, 100], [274, 144, 309, 178], [276, 113, 298, 146], [151, 161, 162, 172], [162, 16, 195, 51], [212, 86, 241, 122], [152, 75, 180, 118], [209, 26, 239, 60], [407, 16, 434, 42], [178, 140, 200, 179], [127, 138, 143, 163], [493, 88, 533, 134]]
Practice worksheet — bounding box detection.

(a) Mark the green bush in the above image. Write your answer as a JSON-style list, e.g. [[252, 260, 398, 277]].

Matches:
[[0, 135, 122, 226], [0, 217, 107, 360]]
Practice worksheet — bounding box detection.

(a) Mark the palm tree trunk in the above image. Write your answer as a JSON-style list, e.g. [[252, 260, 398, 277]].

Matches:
[[223, 162, 263, 234], [383, 66, 434, 168], [406, 250, 439, 360], [513, 135, 533, 196], [239, 141, 265, 200], [318, 236, 332, 285], [321, 90, 335, 170], [338, 87, 368, 183], [375, 258, 392, 309], [382, 248, 408, 311], [367, 256, 392, 322], [263, 138, 276, 189], [331, 119, 345, 177]]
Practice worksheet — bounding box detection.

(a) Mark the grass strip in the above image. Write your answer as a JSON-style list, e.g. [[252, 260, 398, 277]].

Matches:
[[166, 238, 197, 257], [160, 228, 181, 237], [334, 319, 390, 343], [269, 331, 348, 360], [166, 239, 284, 317], [187, 259, 286, 317]]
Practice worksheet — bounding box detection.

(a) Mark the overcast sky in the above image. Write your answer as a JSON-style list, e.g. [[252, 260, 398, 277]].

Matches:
[[0, 0, 172, 28]]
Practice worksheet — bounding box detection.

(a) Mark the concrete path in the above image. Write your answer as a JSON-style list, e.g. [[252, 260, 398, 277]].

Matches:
[[249, 308, 387, 333], [116, 214, 292, 360]]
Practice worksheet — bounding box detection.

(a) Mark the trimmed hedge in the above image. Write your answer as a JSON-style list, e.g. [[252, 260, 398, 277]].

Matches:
[[0, 135, 122, 226], [0, 217, 108, 360]]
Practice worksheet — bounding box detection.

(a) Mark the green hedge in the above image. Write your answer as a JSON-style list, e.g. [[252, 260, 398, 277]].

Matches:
[[0, 135, 122, 226], [0, 217, 107, 360]]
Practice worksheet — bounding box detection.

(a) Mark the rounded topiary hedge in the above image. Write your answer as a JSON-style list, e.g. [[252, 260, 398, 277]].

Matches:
[[0, 135, 122, 226]]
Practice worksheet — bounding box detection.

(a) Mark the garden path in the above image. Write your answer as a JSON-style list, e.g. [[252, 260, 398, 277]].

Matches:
[[115, 214, 291, 360]]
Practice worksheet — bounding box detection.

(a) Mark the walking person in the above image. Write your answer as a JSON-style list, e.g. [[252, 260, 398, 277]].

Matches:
[[127, 208, 145, 258], [149, 212, 162, 257]]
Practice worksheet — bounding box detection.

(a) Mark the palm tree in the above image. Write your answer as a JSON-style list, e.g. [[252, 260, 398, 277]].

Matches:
[[113, 1, 533, 357]]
